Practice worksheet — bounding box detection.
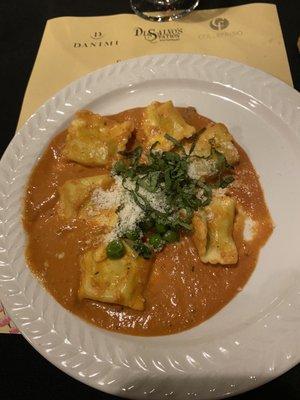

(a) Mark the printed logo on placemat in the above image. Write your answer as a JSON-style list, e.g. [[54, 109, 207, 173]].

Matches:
[[90, 31, 103, 40], [209, 18, 230, 31], [134, 27, 183, 43], [199, 18, 242, 40], [73, 31, 119, 48]]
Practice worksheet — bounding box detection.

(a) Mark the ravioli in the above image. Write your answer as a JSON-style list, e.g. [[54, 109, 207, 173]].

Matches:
[[79, 243, 152, 310], [201, 195, 238, 265], [79, 204, 117, 231], [58, 175, 116, 230], [140, 101, 196, 151], [63, 110, 134, 167], [187, 154, 221, 180], [193, 123, 239, 165], [192, 210, 208, 257]]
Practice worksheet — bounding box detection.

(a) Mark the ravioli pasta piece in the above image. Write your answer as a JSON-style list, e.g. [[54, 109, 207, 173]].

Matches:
[[187, 153, 221, 180], [140, 101, 196, 151], [192, 210, 208, 257], [193, 123, 239, 165], [79, 205, 117, 231], [201, 195, 238, 265], [58, 175, 116, 230], [79, 243, 152, 310], [63, 110, 134, 167]]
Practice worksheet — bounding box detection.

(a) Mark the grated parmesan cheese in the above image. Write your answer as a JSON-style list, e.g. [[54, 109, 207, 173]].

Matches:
[[104, 182, 145, 244], [188, 158, 216, 180], [90, 176, 167, 243], [122, 178, 167, 213], [212, 188, 228, 197], [91, 179, 122, 210], [206, 210, 214, 222]]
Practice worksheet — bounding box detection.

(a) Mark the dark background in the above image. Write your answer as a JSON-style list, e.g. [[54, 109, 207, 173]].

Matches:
[[0, 1, 299, 399]]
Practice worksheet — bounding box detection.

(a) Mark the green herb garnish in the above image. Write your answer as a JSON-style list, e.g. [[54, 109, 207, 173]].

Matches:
[[155, 222, 168, 234], [124, 229, 141, 241], [220, 175, 235, 188], [110, 132, 235, 259], [133, 242, 153, 259]]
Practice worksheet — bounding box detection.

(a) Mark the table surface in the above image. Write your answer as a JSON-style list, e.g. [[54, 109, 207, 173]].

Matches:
[[0, 1, 299, 399]]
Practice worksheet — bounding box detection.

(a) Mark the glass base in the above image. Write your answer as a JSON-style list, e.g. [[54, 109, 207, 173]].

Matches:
[[131, 0, 199, 22]]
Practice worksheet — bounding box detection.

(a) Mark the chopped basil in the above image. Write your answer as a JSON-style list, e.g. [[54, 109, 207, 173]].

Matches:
[[113, 132, 235, 258]]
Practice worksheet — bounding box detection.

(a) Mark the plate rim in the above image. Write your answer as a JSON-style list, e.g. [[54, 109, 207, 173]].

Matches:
[[0, 53, 299, 399]]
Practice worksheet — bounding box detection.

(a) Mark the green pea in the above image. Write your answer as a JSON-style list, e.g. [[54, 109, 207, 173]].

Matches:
[[155, 222, 168, 234], [133, 242, 153, 259], [106, 240, 125, 259], [163, 230, 180, 243], [113, 160, 126, 174], [141, 245, 153, 259], [148, 233, 164, 249], [124, 230, 141, 241], [140, 219, 154, 232]]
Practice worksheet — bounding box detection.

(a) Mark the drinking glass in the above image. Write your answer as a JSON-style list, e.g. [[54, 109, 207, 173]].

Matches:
[[131, 0, 199, 22]]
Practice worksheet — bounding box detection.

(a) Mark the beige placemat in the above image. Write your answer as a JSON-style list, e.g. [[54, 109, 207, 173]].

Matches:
[[17, 3, 292, 129], [1, 2, 292, 333]]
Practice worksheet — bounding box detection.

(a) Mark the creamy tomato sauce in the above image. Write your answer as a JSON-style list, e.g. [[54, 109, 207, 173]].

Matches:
[[23, 107, 273, 336]]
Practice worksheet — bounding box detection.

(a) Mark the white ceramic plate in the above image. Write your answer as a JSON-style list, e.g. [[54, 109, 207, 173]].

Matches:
[[0, 54, 300, 399]]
